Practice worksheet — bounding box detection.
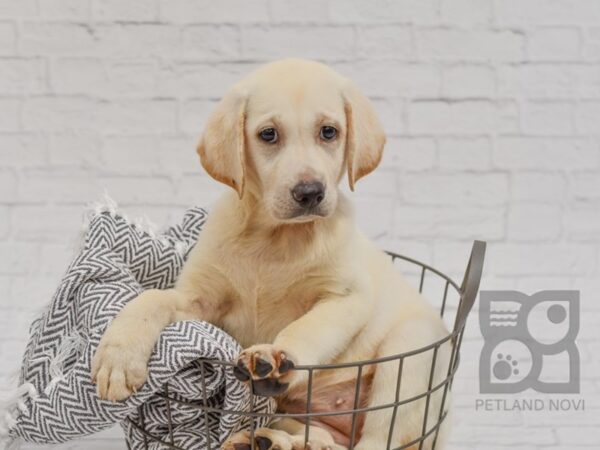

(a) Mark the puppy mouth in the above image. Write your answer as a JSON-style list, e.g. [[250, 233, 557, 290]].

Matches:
[[289, 208, 327, 221], [275, 206, 328, 223]]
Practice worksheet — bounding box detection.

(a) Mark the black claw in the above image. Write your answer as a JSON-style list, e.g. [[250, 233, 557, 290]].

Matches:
[[256, 436, 272, 450], [251, 378, 289, 397], [279, 358, 295, 374], [233, 360, 251, 382], [255, 357, 273, 378], [233, 444, 252, 450]]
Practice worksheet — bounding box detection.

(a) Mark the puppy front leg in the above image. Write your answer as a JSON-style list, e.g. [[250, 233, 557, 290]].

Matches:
[[276, 293, 371, 367], [91, 258, 229, 401], [91, 288, 202, 401], [234, 293, 370, 394]]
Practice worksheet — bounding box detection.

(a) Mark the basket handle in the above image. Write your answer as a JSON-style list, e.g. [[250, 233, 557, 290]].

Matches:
[[452, 240, 486, 333]]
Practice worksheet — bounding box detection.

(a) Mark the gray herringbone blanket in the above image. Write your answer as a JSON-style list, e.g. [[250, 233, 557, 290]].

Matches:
[[2, 199, 274, 449]]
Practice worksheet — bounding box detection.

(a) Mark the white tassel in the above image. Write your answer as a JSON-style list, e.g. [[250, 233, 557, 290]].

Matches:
[[42, 332, 85, 395], [174, 241, 188, 257], [139, 216, 159, 239], [50, 333, 84, 378], [0, 382, 39, 440], [25, 384, 38, 401], [78, 191, 121, 251], [15, 401, 27, 415], [0, 349, 69, 439], [90, 190, 119, 218]]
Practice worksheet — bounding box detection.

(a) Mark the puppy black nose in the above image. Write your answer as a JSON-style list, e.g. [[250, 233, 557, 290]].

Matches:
[[291, 181, 325, 208]]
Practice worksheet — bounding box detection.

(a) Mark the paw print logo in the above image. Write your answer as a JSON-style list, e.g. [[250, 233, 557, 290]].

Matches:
[[479, 290, 579, 394], [493, 354, 519, 380]]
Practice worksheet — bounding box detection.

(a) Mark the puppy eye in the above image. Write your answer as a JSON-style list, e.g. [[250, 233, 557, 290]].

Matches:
[[259, 127, 278, 143], [320, 126, 337, 141]]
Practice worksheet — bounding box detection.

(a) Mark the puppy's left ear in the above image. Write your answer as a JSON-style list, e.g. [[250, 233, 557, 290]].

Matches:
[[197, 84, 248, 197], [343, 81, 386, 191]]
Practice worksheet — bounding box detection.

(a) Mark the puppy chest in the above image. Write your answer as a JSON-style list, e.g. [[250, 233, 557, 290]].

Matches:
[[223, 272, 321, 346]]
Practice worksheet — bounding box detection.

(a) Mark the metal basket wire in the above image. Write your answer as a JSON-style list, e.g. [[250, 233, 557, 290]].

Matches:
[[126, 240, 486, 450]]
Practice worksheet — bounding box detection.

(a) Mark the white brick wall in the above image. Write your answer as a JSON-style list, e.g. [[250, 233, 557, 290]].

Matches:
[[0, 0, 598, 448]]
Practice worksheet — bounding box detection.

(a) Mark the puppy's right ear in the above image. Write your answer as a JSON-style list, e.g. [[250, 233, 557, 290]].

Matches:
[[197, 85, 248, 198]]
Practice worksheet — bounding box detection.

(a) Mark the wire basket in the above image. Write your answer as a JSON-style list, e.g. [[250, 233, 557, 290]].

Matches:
[[126, 240, 486, 450]]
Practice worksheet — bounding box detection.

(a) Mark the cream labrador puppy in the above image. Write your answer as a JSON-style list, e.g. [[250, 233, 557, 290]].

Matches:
[[91, 59, 451, 450]]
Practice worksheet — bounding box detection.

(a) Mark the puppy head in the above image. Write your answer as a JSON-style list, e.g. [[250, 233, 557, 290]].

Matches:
[[198, 59, 386, 223]]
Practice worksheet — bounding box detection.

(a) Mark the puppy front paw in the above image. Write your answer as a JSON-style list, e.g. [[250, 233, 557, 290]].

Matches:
[[233, 344, 295, 397], [91, 338, 148, 402]]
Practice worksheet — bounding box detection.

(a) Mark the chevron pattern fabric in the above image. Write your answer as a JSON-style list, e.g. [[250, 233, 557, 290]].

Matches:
[[8, 202, 274, 449]]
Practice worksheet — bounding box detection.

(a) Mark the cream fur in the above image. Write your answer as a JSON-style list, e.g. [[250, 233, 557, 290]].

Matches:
[[91, 59, 451, 450]]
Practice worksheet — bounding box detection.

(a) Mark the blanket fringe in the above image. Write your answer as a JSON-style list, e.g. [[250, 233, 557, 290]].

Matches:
[[0, 382, 38, 447], [81, 191, 163, 247], [45, 331, 86, 395], [0, 330, 84, 445]]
